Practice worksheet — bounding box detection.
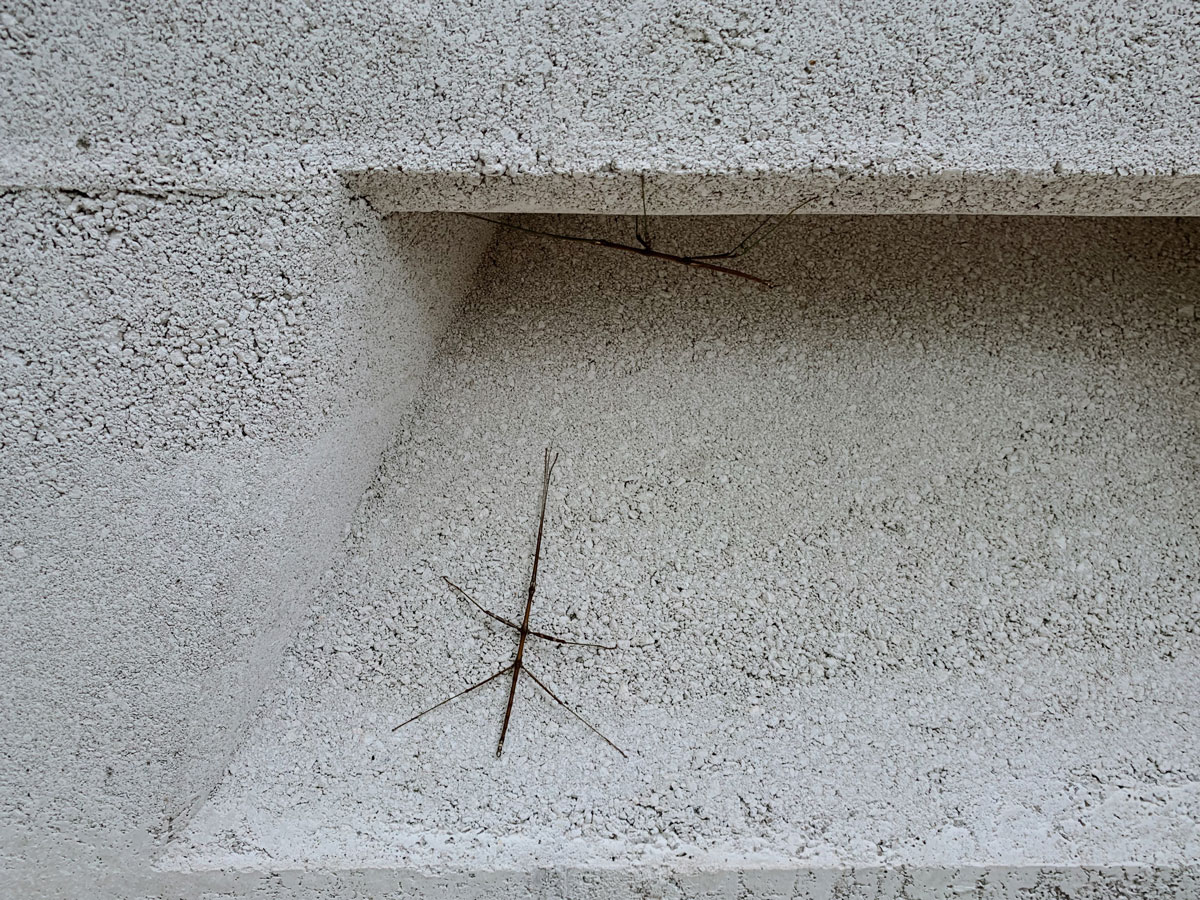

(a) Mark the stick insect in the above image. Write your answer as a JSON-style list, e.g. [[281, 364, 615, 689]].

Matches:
[[464, 176, 817, 288], [394, 448, 627, 759]]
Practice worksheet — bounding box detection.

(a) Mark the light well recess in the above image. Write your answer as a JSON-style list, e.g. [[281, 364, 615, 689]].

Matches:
[[167, 212, 1198, 896]]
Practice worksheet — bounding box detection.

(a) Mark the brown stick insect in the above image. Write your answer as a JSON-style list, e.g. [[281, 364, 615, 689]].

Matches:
[[464, 175, 817, 288], [394, 448, 627, 758]]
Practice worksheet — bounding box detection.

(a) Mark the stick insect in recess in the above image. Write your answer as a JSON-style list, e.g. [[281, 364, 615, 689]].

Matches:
[[464, 175, 817, 288], [393, 448, 627, 758]]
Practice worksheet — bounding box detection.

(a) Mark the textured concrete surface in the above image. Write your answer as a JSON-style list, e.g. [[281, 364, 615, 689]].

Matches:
[[164, 216, 1199, 898], [2, 2, 1198, 213], [2, 1, 1198, 898], [0, 192, 495, 889], [15, 863, 1200, 900]]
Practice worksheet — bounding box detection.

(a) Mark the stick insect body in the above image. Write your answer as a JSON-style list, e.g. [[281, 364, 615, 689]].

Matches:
[[465, 176, 817, 288], [394, 449, 627, 758]]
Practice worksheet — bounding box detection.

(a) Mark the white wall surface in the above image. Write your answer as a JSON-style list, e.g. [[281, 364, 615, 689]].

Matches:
[[1, 2, 1197, 213], [0, 189, 495, 890], [1, 2, 1197, 898]]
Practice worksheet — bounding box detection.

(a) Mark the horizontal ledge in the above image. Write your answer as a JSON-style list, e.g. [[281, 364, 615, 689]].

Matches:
[[344, 169, 1200, 217], [124, 863, 1196, 899]]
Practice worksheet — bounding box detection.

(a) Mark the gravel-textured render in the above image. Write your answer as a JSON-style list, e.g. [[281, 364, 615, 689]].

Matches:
[[169, 215, 1199, 883], [4, 3, 1198, 215], [5, 2, 1200, 895]]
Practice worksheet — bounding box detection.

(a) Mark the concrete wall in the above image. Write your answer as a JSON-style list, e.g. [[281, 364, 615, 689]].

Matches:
[[1, 2, 1197, 213], [0, 185, 495, 886], [162, 213, 1199, 900], [1, 1, 1197, 898]]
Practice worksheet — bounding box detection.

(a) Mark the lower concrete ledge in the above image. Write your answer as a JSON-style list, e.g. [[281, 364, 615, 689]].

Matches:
[[141, 864, 1197, 900], [160, 656, 1199, 897], [8, 858, 1195, 899]]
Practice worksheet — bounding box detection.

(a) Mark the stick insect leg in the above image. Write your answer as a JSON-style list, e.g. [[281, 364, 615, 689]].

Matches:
[[635, 173, 652, 249], [524, 666, 627, 758], [393, 665, 513, 732], [528, 629, 618, 650], [686, 195, 821, 261], [443, 576, 521, 631]]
